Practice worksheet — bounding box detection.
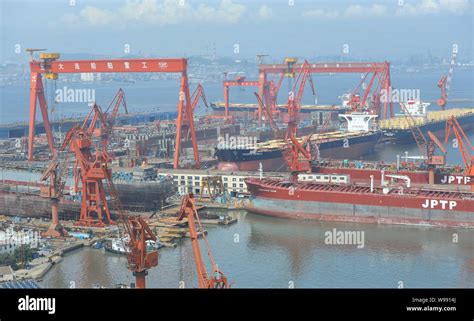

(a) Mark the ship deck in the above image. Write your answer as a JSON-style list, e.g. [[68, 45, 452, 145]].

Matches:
[[255, 178, 474, 200], [254, 130, 377, 151], [378, 108, 474, 130]]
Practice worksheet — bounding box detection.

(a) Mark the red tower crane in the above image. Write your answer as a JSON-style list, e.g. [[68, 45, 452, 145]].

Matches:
[[39, 159, 69, 237], [282, 135, 313, 183], [177, 193, 230, 289], [61, 121, 158, 286], [285, 60, 316, 139], [190, 84, 209, 112], [107, 88, 128, 120], [437, 45, 458, 109], [445, 116, 474, 191], [254, 92, 278, 137], [26, 52, 198, 169], [258, 61, 393, 118], [60, 125, 114, 227], [399, 102, 447, 184], [399, 102, 447, 165]]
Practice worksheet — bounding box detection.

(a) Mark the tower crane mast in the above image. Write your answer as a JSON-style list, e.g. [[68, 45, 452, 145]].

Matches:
[[177, 193, 230, 288], [40, 158, 69, 237]]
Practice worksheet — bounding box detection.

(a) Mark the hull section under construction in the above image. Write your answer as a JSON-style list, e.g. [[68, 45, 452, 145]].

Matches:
[[216, 131, 381, 171], [245, 178, 474, 228], [0, 179, 175, 219]]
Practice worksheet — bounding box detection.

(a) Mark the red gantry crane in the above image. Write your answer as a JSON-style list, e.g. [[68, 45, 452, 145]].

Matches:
[[254, 92, 279, 137], [285, 60, 316, 140], [258, 60, 393, 119], [61, 117, 158, 286], [282, 135, 313, 183], [437, 45, 458, 109], [223, 75, 259, 120], [445, 116, 474, 191], [177, 193, 230, 288], [190, 84, 209, 113], [60, 125, 114, 227], [399, 101, 447, 184], [26, 51, 198, 169]]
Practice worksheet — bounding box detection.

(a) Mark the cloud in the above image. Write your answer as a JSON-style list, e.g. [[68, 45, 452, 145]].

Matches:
[[303, 0, 470, 20], [344, 4, 388, 18], [62, 0, 247, 27], [303, 9, 340, 20], [80, 6, 115, 26], [258, 5, 273, 19], [396, 0, 470, 16]]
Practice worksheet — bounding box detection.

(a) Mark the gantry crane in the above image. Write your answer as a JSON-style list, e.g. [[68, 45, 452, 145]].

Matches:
[[60, 125, 114, 227], [445, 116, 474, 191], [39, 159, 69, 237], [61, 120, 158, 286], [82, 95, 126, 154], [190, 84, 209, 113], [399, 102, 447, 184], [282, 135, 313, 183], [177, 193, 230, 288], [258, 60, 393, 118], [286, 60, 316, 139], [82, 103, 109, 150], [254, 92, 278, 138], [106, 176, 158, 288], [107, 88, 128, 121], [26, 51, 199, 169], [437, 45, 458, 109]]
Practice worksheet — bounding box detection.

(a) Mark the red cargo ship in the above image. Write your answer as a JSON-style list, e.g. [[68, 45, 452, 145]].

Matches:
[[245, 177, 474, 228], [312, 160, 471, 186]]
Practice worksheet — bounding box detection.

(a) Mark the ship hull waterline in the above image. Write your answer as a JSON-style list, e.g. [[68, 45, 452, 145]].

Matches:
[[245, 179, 474, 228]]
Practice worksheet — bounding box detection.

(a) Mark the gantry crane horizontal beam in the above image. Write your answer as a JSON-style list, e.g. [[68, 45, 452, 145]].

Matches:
[[30, 58, 188, 73], [27, 53, 199, 169], [258, 62, 390, 74]]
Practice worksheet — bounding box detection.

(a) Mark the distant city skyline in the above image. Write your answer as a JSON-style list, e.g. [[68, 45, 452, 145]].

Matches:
[[1, 0, 473, 62]]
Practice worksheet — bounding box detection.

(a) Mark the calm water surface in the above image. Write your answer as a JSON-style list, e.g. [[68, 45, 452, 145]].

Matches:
[[41, 210, 474, 288]]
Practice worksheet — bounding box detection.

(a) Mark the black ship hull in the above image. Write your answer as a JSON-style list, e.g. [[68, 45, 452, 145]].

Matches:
[[216, 131, 382, 171]]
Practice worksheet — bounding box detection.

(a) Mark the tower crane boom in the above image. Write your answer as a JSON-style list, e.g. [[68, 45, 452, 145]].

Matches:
[[177, 193, 230, 288]]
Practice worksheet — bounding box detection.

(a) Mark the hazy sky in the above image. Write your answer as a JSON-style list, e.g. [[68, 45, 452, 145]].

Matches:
[[0, 0, 472, 61]]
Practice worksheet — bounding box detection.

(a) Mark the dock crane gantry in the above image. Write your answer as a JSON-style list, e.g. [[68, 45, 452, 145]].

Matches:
[[282, 135, 313, 183], [177, 193, 230, 288], [254, 92, 279, 138], [60, 125, 115, 227], [190, 84, 209, 113], [445, 116, 474, 191], [61, 114, 158, 287], [286, 60, 316, 140], [26, 50, 199, 169], [399, 101, 447, 184]]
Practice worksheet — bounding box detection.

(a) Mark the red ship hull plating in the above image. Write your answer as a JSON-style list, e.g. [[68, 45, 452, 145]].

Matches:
[[245, 178, 474, 228]]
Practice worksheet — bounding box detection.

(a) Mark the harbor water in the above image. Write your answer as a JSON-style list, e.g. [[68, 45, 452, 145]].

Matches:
[[41, 210, 474, 288]]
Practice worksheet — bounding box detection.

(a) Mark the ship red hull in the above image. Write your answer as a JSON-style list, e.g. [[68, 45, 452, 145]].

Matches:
[[314, 167, 471, 186], [245, 178, 474, 228]]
